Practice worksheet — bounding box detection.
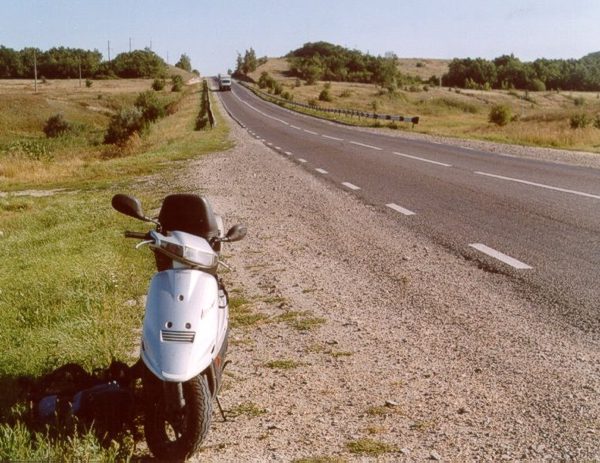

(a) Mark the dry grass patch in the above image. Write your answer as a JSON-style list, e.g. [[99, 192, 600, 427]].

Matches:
[[346, 438, 398, 456]]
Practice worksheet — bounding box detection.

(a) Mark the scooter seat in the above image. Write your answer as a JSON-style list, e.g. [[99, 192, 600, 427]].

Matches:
[[158, 194, 220, 243]]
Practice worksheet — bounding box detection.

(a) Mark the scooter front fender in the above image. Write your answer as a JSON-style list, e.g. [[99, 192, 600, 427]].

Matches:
[[141, 269, 220, 382]]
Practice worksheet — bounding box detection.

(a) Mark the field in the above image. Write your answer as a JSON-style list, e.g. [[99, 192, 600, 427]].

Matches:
[[0, 75, 231, 460], [248, 58, 600, 153]]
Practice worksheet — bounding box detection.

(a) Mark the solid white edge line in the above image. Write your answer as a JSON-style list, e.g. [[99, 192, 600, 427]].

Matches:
[[298, 158, 307, 163], [322, 134, 344, 141], [315, 168, 328, 174], [475, 171, 600, 200], [350, 141, 383, 151], [386, 203, 416, 216], [469, 243, 532, 270], [393, 152, 452, 167], [342, 182, 360, 190]]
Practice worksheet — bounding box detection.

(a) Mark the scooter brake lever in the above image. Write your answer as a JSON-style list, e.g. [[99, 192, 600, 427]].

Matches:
[[135, 239, 154, 249]]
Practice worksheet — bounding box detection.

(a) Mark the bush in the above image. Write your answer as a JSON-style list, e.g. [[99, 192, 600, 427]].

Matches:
[[171, 75, 184, 92], [529, 78, 546, 92], [295, 78, 302, 87], [85, 79, 93, 88], [570, 113, 589, 129], [43, 114, 71, 138], [318, 88, 332, 102], [489, 104, 512, 126], [152, 78, 165, 91], [573, 96, 585, 106], [281, 91, 293, 101], [594, 114, 600, 129], [339, 89, 352, 98], [104, 107, 145, 144], [307, 98, 319, 108], [134, 91, 165, 123]]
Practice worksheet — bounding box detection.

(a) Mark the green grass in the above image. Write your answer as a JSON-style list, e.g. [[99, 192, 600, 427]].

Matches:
[[0, 79, 232, 459], [273, 310, 326, 331], [228, 402, 267, 418], [229, 296, 269, 328], [265, 359, 301, 370], [346, 438, 397, 456]]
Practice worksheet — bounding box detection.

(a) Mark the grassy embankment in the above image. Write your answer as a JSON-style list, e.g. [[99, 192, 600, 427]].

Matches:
[[247, 58, 600, 153], [0, 76, 231, 460]]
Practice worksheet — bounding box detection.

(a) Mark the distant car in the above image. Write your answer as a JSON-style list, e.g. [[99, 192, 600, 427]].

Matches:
[[219, 76, 232, 91]]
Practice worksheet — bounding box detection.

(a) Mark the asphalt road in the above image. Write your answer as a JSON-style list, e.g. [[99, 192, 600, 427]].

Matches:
[[217, 81, 600, 332]]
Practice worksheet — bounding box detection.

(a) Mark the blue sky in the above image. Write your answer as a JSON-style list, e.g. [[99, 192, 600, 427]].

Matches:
[[1, 0, 599, 75]]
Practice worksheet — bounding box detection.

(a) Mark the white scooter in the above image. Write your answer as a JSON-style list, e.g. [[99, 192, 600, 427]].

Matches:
[[111, 193, 246, 460]]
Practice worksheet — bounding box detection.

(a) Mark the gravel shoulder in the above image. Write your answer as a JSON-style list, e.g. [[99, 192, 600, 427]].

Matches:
[[178, 102, 599, 462]]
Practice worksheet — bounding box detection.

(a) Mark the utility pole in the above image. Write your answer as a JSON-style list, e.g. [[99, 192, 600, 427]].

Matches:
[[107, 40, 111, 61], [129, 37, 132, 52], [166, 51, 169, 64], [150, 39, 152, 51], [78, 57, 82, 87], [33, 49, 38, 93]]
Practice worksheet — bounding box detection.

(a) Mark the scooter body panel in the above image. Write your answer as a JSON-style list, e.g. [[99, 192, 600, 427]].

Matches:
[[141, 268, 224, 382]]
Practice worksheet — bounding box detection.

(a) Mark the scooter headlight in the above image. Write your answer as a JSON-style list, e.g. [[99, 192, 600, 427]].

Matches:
[[161, 242, 217, 267]]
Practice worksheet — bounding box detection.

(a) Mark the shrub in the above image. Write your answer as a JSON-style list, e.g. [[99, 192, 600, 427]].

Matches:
[[307, 98, 319, 108], [134, 91, 165, 123], [594, 114, 600, 129], [171, 75, 184, 92], [423, 85, 429, 92], [339, 89, 352, 98], [295, 78, 301, 87], [573, 96, 585, 107], [318, 88, 332, 102], [281, 91, 293, 101], [273, 82, 283, 95], [104, 107, 145, 144], [43, 114, 71, 138], [489, 104, 512, 126], [529, 78, 546, 92], [371, 100, 379, 111], [570, 113, 589, 129], [85, 79, 93, 88], [151, 78, 165, 91], [40, 75, 47, 84]]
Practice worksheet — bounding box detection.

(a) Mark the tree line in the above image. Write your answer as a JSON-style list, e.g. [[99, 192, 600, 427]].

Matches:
[[284, 42, 420, 89], [442, 52, 600, 91], [0, 45, 194, 79]]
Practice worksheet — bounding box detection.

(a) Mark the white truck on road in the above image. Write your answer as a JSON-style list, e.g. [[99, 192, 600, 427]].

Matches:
[[218, 74, 232, 91]]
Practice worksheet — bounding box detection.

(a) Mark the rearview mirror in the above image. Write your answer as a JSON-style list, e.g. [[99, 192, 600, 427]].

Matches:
[[223, 224, 247, 242], [111, 194, 148, 221]]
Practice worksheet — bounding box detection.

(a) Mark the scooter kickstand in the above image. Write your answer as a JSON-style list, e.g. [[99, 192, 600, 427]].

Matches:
[[216, 395, 227, 422]]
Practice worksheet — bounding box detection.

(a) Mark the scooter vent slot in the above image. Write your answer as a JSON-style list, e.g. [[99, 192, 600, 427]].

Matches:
[[161, 330, 196, 343]]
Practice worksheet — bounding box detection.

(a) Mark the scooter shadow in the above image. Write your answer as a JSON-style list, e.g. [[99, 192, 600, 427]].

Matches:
[[0, 361, 153, 458]]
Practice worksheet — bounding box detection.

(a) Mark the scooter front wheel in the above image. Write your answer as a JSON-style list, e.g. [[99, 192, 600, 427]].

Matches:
[[143, 370, 212, 460]]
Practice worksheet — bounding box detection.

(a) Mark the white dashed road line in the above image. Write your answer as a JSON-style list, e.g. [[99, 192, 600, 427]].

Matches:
[[284, 151, 292, 156], [275, 146, 281, 150], [393, 151, 452, 167], [469, 243, 532, 270], [322, 134, 344, 141], [304, 129, 319, 135], [386, 203, 416, 216], [475, 171, 600, 200], [290, 125, 302, 130], [298, 158, 307, 163], [266, 142, 273, 146], [342, 182, 360, 190], [315, 168, 328, 174], [350, 141, 383, 151]]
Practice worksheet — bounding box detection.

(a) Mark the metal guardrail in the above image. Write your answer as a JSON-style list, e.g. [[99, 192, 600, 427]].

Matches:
[[239, 81, 419, 126], [203, 80, 216, 128]]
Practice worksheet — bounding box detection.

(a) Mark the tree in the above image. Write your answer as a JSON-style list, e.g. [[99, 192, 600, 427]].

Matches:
[[175, 54, 192, 72]]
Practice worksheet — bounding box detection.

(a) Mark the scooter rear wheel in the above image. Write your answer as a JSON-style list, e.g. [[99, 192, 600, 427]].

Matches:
[[143, 370, 212, 460]]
